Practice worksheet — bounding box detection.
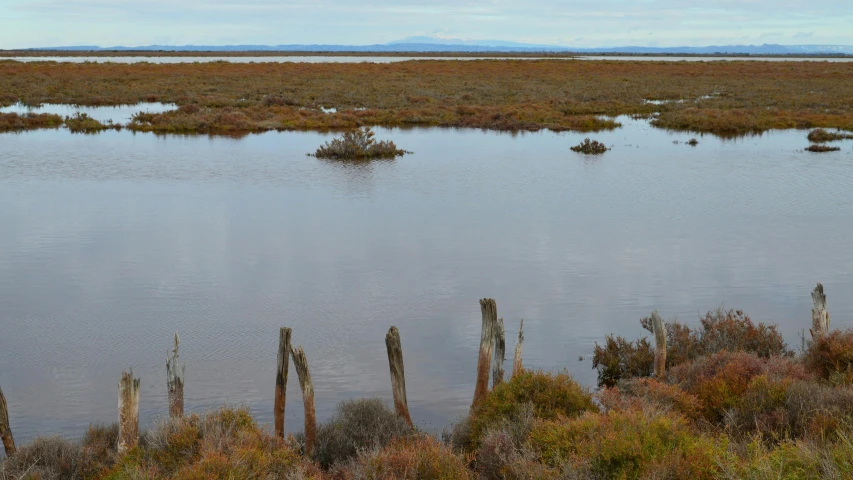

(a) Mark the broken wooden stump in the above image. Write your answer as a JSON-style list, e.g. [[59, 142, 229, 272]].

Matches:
[[650, 311, 667, 379], [166, 332, 185, 418], [512, 319, 524, 378], [386, 326, 413, 426], [291, 345, 316, 457], [811, 283, 830, 340], [0, 383, 15, 456], [118, 369, 140, 454], [492, 318, 506, 388], [472, 298, 498, 410], [275, 327, 292, 439]]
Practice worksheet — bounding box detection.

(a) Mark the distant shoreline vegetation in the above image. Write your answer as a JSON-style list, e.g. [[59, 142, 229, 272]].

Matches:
[[1, 59, 853, 136]]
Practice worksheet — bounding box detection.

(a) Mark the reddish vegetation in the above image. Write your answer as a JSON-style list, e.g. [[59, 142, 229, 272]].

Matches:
[[2, 59, 853, 135]]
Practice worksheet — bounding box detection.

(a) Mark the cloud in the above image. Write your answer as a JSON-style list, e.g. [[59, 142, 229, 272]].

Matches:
[[1, 0, 852, 48]]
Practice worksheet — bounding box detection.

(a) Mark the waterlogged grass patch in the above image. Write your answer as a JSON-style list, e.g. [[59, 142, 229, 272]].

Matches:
[[807, 128, 853, 142], [806, 144, 842, 152], [311, 127, 410, 160], [570, 138, 610, 155], [0, 111, 63, 131], [65, 112, 120, 133]]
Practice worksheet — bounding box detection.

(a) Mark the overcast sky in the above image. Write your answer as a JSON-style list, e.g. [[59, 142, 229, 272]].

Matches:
[[1, 0, 851, 49]]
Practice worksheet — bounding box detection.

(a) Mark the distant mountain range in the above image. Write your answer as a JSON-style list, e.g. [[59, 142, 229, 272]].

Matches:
[[20, 37, 853, 55]]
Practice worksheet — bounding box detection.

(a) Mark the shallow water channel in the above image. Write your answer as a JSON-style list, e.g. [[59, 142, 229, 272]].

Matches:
[[1, 117, 853, 443]]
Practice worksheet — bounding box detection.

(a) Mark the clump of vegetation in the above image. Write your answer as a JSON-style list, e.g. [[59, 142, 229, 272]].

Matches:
[[528, 408, 727, 479], [805, 329, 853, 382], [335, 435, 473, 479], [64, 112, 119, 133], [313, 398, 414, 469], [311, 127, 410, 160], [570, 138, 610, 154], [0, 112, 62, 131], [806, 144, 842, 152], [592, 335, 654, 388], [464, 370, 595, 449], [807, 128, 853, 142], [687, 138, 699, 146], [593, 308, 790, 387]]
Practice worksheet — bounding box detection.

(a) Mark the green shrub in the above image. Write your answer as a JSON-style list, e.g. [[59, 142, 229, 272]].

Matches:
[[313, 398, 414, 469], [528, 407, 728, 479], [469, 371, 595, 448]]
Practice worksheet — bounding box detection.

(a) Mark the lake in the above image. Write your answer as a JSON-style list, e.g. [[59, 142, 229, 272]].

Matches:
[[1, 117, 853, 444], [3, 55, 853, 63]]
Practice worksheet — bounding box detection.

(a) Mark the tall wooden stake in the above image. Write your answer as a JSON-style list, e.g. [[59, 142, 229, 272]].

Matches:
[[472, 298, 497, 410], [512, 319, 524, 378], [492, 318, 506, 388], [291, 345, 316, 457], [274, 327, 292, 438], [166, 332, 184, 418], [385, 326, 413, 426], [0, 383, 15, 456], [118, 370, 140, 453], [650, 311, 667, 379], [811, 283, 830, 340]]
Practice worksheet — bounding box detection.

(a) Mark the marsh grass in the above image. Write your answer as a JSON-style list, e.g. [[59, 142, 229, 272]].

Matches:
[[64, 112, 120, 133], [806, 144, 842, 152], [311, 128, 410, 159], [3, 60, 853, 135], [807, 128, 853, 142], [0, 112, 63, 131], [570, 138, 609, 154]]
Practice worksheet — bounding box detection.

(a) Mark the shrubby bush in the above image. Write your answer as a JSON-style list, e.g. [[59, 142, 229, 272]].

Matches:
[[467, 371, 595, 449], [593, 308, 790, 387], [312, 128, 409, 160], [313, 398, 414, 469], [805, 329, 853, 383]]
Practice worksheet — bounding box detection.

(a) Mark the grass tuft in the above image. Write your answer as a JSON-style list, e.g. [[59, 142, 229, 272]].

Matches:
[[311, 127, 410, 160]]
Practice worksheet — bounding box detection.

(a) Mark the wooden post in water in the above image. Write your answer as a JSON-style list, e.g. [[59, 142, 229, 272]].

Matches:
[[492, 318, 506, 388], [0, 383, 16, 456], [472, 298, 498, 410], [274, 327, 292, 439], [166, 332, 184, 418], [385, 327, 413, 426], [650, 311, 667, 379], [512, 319, 524, 378], [291, 345, 316, 457], [117, 370, 140, 454], [810, 283, 830, 340]]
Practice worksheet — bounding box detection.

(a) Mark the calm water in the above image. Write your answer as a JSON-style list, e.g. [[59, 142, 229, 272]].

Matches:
[[1, 118, 853, 445], [0, 102, 176, 123], [4, 55, 853, 63]]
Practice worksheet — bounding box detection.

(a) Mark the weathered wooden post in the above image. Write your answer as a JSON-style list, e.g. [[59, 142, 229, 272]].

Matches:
[[472, 298, 497, 410], [492, 318, 506, 388], [650, 311, 667, 379], [512, 319, 524, 378], [117, 370, 140, 453], [385, 327, 413, 426], [166, 332, 184, 418], [275, 327, 292, 439], [0, 383, 16, 456], [291, 345, 316, 457], [810, 283, 830, 340]]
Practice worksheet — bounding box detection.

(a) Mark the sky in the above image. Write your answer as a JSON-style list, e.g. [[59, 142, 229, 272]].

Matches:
[[1, 0, 852, 49]]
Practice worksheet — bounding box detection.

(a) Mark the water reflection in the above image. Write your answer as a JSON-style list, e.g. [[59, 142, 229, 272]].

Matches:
[[0, 102, 176, 123], [0, 119, 852, 444]]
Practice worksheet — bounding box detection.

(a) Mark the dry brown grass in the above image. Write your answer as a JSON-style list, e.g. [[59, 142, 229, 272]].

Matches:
[[1, 59, 852, 135]]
